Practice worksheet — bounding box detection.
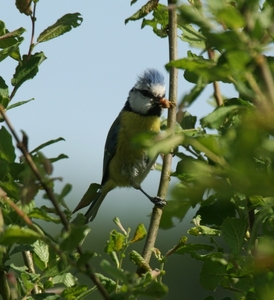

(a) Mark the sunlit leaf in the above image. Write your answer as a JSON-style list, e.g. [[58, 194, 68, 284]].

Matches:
[[0, 226, 41, 245], [37, 13, 83, 43], [11, 52, 46, 90], [125, 0, 159, 24], [130, 223, 147, 243]]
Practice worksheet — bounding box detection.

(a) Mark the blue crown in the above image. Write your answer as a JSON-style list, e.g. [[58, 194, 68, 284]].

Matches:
[[136, 69, 165, 89]]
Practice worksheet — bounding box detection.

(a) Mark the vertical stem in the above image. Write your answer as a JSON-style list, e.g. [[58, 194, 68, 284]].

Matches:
[[138, 0, 178, 274], [0, 269, 11, 300]]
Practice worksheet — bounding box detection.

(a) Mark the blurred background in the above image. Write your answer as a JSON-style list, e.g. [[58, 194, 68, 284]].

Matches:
[[1, 1, 236, 299]]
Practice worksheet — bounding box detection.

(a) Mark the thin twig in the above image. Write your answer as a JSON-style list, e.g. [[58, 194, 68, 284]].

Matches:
[[22, 251, 40, 294], [207, 48, 223, 106], [27, 2, 37, 60], [138, 0, 178, 274], [0, 106, 109, 300]]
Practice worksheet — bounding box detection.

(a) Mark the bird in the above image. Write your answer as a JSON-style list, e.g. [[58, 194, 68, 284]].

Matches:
[[83, 69, 171, 223]]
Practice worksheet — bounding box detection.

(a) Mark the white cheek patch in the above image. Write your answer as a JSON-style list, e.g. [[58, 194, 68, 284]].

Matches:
[[129, 96, 152, 114]]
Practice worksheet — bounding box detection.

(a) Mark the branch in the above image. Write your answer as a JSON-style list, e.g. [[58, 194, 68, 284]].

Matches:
[[207, 48, 223, 107], [138, 0, 178, 274], [0, 106, 109, 300]]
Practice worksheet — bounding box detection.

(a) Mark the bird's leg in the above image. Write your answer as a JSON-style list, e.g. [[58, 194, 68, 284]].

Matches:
[[137, 187, 166, 206]]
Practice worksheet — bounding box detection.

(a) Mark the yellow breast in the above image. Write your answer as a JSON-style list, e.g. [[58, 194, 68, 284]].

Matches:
[[108, 111, 160, 187]]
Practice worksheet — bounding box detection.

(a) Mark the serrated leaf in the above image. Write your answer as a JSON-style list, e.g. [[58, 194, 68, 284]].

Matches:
[[0, 225, 41, 245], [141, 4, 168, 38], [32, 239, 49, 270], [125, 0, 159, 24], [130, 223, 146, 243], [37, 13, 83, 43], [222, 217, 247, 254], [0, 126, 16, 162], [200, 255, 227, 291], [11, 52, 46, 90]]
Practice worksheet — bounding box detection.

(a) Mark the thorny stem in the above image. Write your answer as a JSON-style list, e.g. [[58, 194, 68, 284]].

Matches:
[[0, 106, 109, 300], [138, 0, 178, 274]]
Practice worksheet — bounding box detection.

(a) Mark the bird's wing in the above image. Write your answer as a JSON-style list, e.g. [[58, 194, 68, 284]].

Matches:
[[101, 113, 121, 185]]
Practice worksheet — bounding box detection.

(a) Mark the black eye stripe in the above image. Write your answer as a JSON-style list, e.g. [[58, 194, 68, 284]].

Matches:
[[136, 89, 154, 98]]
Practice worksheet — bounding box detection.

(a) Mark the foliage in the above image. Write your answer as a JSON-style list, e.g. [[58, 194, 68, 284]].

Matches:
[[1, 0, 274, 300]]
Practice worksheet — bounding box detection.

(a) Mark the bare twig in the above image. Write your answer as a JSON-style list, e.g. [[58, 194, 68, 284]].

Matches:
[[138, 0, 178, 274], [27, 2, 37, 59]]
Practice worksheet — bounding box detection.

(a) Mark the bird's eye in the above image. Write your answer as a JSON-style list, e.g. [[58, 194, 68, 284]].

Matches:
[[136, 89, 154, 99]]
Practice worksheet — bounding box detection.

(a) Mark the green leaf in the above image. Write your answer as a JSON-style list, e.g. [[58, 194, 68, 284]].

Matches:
[[51, 273, 77, 287], [105, 230, 125, 253], [130, 223, 146, 243], [7, 98, 34, 111], [141, 4, 168, 38], [60, 225, 90, 251], [200, 106, 241, 129], [0, 226, 41, 245], [200, 254, 227, 291], [125, 0, 159, 24], [30, 137, 65, 154], [0, 126, 16, 162], [25, 294, 60, 300], [175, 243, 215, 255], [95, 273, 116, 294], [139, 280, 168, 298], [11, 52, 46, 90], [178, 23, 206, 47], [32, 239, 49, 271], [180, 78, 207, 105], [0, 22, 24, 61], [208, 0, 245, 29], [100, 260, 129, 283], [28, 207, 61, 223], [196, 194, 236, 226], [61, 285, 94, 300], [222, 217, 247, 254], [37, 13, 83, 43], [180, 111, 197, 129], [0, 77, 9, 108]]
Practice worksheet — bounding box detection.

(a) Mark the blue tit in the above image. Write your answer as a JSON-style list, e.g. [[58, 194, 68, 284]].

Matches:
[[84, 69, 169, 223]]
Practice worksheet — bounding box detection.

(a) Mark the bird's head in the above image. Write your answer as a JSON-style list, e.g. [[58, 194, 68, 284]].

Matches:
[[126, 69, 168, 116]]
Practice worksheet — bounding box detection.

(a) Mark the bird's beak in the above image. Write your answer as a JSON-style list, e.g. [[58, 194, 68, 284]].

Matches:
[[155, 97, 172, 109]]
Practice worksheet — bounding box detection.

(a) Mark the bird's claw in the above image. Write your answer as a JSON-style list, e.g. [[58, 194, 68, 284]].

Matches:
[[150, 196, 166, 207]]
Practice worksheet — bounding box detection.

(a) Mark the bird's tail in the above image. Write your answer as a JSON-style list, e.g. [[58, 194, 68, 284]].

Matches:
[[84, 191, 105, 223]]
